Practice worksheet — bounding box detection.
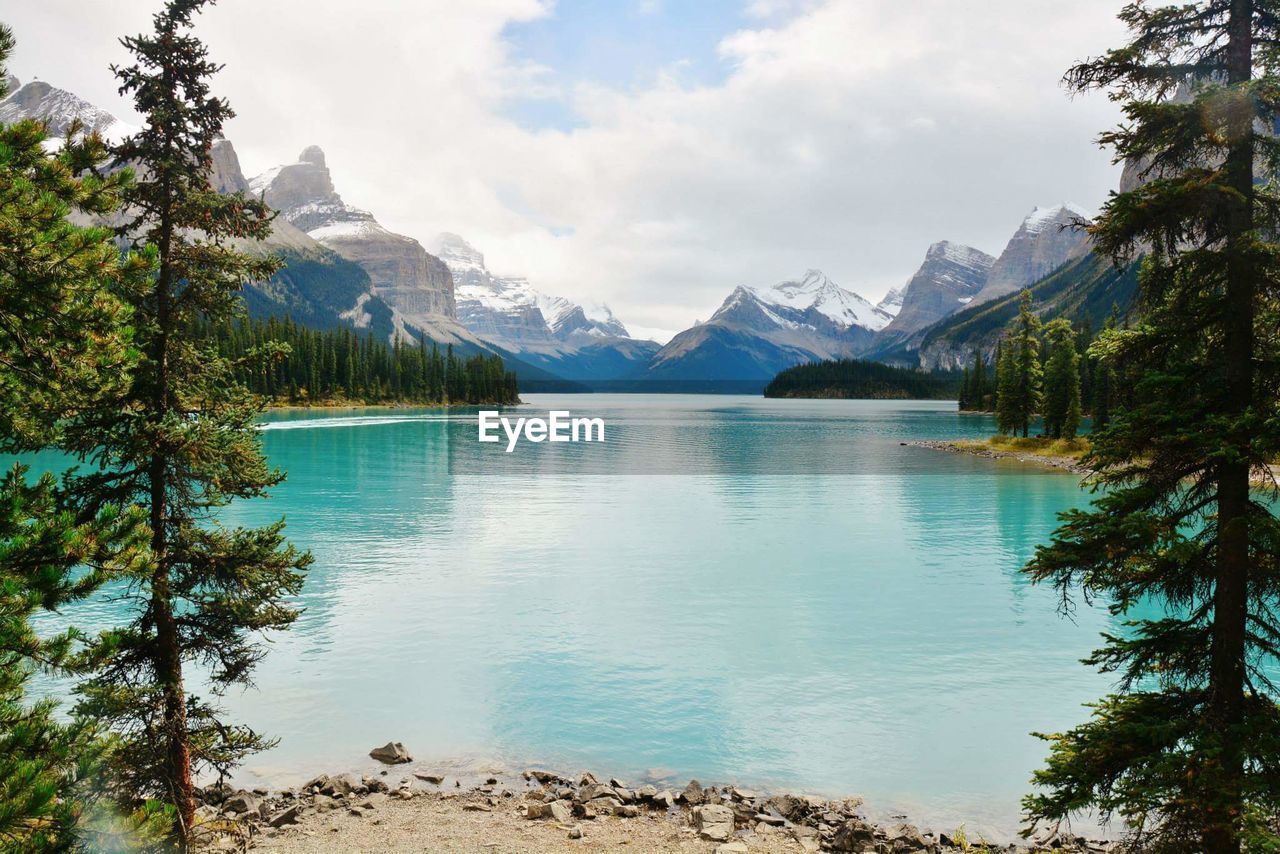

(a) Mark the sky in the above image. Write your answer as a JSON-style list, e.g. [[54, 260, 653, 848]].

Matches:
[[5, 0, 1128, 341]]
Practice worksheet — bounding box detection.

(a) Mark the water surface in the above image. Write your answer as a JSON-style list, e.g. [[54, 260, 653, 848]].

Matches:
[[46, 395, 1122, 838]]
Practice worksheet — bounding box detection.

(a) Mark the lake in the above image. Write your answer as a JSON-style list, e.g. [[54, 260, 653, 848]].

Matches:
[[40, 394, 1124, 839]]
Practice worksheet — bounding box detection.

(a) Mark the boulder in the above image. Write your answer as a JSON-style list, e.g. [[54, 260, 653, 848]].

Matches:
[[222, 791, 262, 815], [527, 800, 573, 823], [691, 803, 735, 842], [651, 790, 676, 809], [322, 773, 364, 797], [575, 783, 618, 803], [585, 796, 623, 815], [681, 780, 706, 806], [766, 794, 811, 822], [302, 774, 330, 793], [831, 818, 877, 852], [200, 781, 233, 805], [636, 784, 658, 799], [268, 805, 303, 828], [885, 822, 931, 851], [369, 741, 413, 764], [414, 772, 445, 784]]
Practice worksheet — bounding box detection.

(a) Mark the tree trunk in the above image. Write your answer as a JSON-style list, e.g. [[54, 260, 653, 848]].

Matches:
[[151, 210, 196, 848], [1205, 2, 1254, 851]]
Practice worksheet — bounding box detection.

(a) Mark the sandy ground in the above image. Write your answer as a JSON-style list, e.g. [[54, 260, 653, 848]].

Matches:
[[905, 440, 1089, 474], [246, 791, 808, 854]]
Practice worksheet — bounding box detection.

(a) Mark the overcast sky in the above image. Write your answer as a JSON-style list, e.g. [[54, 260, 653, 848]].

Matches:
[[6, 0, 1127, 339]]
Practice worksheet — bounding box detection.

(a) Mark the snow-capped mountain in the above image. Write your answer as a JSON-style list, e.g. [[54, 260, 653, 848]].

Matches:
[[725, 269, 894, 332], [876, 287, 905, 318], [644, 270, 890, 382], [0, 77, 138, 144], [251, 146, 483, 345], [865, 241, 994, 362], [429, 233, 658, 381], [969, 203, 1092, 306], [433, 232, 633, 345]]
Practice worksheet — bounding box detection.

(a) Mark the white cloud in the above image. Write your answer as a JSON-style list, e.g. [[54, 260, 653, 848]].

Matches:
[[5, 0, 1126, 335]]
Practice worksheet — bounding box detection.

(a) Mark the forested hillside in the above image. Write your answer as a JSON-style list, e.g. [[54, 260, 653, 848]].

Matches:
[[206, 317, 520, 406]]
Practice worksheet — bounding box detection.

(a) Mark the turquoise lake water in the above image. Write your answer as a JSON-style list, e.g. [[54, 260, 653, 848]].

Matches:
[[36, 395, 1130, 838]]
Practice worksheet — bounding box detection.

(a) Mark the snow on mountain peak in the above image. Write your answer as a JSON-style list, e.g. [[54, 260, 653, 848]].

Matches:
[[433, 233, 633, 341], [430, 233, 486, 274], [745, 270, 892, 331], [0, 80, 138, 145], [1023, 203, 1092, 235], [877, 286, 905, 317]]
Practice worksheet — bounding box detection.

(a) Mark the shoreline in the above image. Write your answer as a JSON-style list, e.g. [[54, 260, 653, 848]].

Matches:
[[904, 439, 1091, 475], [264, 400, 522, 412], [197, 759, 1115, 853]]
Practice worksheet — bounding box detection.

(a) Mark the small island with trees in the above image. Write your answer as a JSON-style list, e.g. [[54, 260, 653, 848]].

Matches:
[[762, 358, 958, 400]]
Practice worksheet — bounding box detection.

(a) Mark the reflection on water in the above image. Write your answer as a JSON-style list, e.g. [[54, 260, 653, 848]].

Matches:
[[32, 395, 1124, 839]]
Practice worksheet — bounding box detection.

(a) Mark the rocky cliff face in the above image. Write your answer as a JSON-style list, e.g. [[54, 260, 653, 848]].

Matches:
[[251, 146, 457, 324], [0, 79, 136, 142], [210, 138, 250, 194], [969, 204, 1092, 306], [881, 242, 993, 337], [432, 232, 555, 349]]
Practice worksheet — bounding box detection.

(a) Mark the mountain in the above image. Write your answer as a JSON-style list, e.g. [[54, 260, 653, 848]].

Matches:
[[916, 251, 1139, 370], [865, 241, 994, 362], [249, 146, 485, 345], [644, 270, 892, 382], [430, 232, 659, 381], [0, 78, 137, 143], [0, 77, 579, 387], [876, 287, 905, 318], [968, 203, 1093, 306]]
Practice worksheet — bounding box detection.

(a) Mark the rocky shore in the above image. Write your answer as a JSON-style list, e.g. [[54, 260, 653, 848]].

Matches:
[[904, 440, 1091, 475], [192, 744, 1115, 853]]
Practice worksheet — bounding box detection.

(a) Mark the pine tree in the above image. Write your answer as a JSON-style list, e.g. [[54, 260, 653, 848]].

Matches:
[[0, 25, 168, 850], [1090, 308, 1119, 432], [995, 338, 1017, 435], [1024, 3, 1280, 850], [1010, 290, 1042, 437], [1041, 318, 1082, 440], [971, 348, 987, 411], [60, 2, 311, 846]]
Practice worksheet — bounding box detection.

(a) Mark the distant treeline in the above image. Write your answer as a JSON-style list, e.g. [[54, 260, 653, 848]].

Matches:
[[203, 316, 520, 405], [763, 359, 959, 399]]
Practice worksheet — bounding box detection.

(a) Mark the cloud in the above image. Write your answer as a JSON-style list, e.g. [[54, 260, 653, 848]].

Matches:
[[4, 0, 1127, 334]]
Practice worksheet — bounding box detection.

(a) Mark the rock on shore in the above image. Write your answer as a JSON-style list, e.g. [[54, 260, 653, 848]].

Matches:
[[191, 758, 1117, 853]]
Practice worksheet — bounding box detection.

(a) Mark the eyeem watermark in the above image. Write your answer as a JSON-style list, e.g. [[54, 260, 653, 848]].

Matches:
[[478, 410, 605, 452]]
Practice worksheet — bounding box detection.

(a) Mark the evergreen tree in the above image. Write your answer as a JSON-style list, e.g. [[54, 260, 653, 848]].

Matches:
[[1010, 290, 1042, 437], [971, 348, 987, 411], [1024, 3, 1280, 850], [1090, 307, 1120, 432], [1041, 318, 1082, 440], [995, 338, 1018, 435], [60, 3, 311, 846], [0, 25, 167, 850]]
